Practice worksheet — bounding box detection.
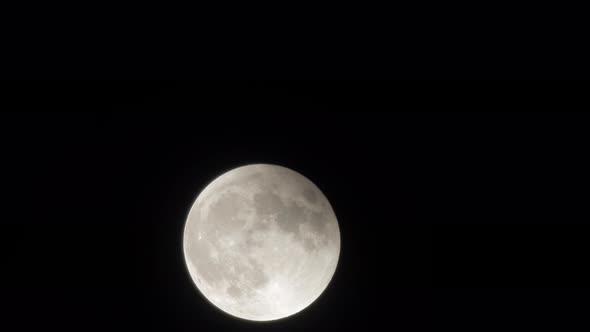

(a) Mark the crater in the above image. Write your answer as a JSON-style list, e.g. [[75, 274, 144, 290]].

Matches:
[[275, 202, 306, 236], [254, 192, 285, 215], [227, 285, 242, 298], [208, 192, 247, 232], [302, 188, 317, 204], [189, 247, 223, 286], [303, 237, 316, 251], [308, 210, 328, 234], [246, 258, 270, 289]]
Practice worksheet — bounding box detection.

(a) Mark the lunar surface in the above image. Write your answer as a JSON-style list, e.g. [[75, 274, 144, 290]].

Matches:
[[183, 164, 340, 321]]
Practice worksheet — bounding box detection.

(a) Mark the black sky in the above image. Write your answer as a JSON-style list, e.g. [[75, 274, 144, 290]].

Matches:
[[3, 81, 589, 331]]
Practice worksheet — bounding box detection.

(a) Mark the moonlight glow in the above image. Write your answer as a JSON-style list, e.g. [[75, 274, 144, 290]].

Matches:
[[183, 164, 340, 321]]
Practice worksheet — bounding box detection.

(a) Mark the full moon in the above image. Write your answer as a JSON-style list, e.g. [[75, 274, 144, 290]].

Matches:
[[183, 164, 340, 321]]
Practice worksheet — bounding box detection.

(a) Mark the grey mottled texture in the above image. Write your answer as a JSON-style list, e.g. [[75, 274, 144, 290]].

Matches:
[[183, 164, 340, 321]]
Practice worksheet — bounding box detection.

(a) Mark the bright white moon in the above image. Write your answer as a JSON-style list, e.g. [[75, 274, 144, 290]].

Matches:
[[183, 164, 340, 321]]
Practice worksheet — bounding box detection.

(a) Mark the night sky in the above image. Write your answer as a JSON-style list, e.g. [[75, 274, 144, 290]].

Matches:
[[3, 81, 589, 331]]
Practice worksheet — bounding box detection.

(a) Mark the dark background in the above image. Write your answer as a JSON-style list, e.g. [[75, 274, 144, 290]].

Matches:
[[3, 81, 589, 331], [2, 0, 589, 79]]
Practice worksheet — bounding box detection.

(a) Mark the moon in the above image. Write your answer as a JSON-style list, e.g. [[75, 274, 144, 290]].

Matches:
[[183, 164, 340, 321]]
